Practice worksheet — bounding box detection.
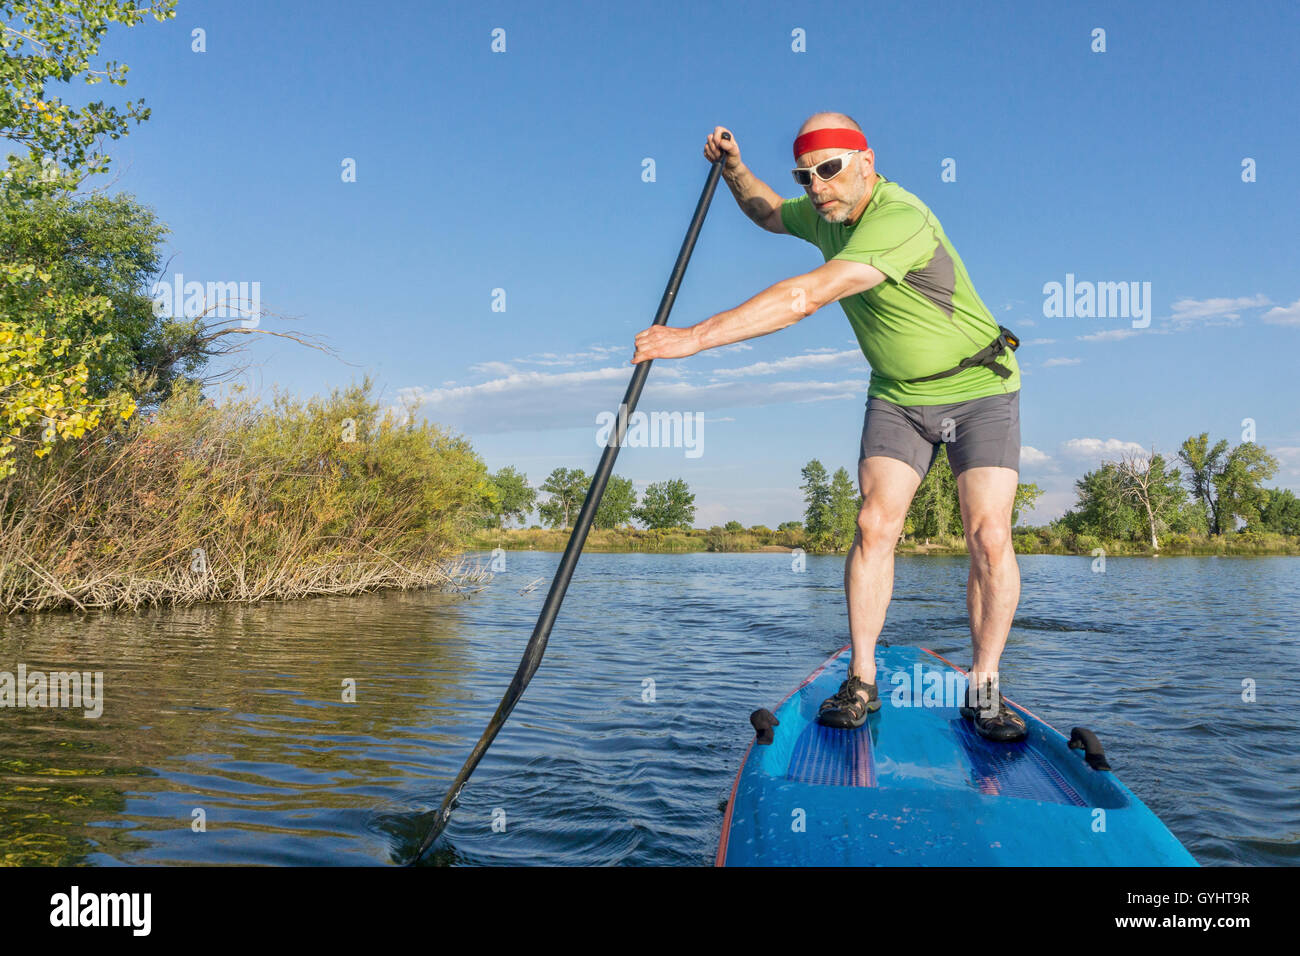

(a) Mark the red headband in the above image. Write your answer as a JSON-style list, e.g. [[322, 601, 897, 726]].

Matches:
[[793, 127, 868, 160]]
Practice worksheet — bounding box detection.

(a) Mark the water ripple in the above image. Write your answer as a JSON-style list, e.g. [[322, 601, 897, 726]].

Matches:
[[0, 551, 1296, 866]]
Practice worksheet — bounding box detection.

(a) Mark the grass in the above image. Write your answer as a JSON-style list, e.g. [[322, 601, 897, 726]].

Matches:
[[1, 378, 492, 613]]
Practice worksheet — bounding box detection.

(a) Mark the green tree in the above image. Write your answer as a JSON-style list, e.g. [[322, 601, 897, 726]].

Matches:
[[594, 474, 636, 529], [1, 2, 175, 474], [907, 446, 960, 541], [723, 519, 744, 532], [0, 289, 134, 477], [1253, 487, 1300, 534], [0, 193, 195, 399], [538, 467, 589, 529], [1214, 443, 1278, 532], [1012, 482, 1043, 526], [827, 466, 860, 552], [1115, 450, 1190, 549], [633, 477, 695, 529], [1178, 433, 1231, 534], [2, 0, 177, 199], [777, 520, 803, 532], [1169, 497, 1210, 536], [800, 459, 832, 537], [477, 465, 536, 529], [1060, 462, 1140, 541]]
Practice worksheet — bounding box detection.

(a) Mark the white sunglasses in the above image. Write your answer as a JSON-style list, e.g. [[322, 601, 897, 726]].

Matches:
[[791, 150, 860, 186]]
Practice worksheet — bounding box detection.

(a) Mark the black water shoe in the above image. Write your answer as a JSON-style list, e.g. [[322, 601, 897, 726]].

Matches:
[[818, 674, 881, 729], [960, 676, 1028, 742]]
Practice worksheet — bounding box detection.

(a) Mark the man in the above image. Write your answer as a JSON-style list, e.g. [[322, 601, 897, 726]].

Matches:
[[631, 113, 1025, 742]]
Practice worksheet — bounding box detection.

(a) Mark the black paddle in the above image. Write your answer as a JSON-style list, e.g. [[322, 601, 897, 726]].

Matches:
[[408, 132, 731, 865]]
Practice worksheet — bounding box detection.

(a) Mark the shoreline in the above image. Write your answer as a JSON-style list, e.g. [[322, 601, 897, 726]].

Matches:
[[464, 544, 1300, 557], [466, 527, 1300, 558]]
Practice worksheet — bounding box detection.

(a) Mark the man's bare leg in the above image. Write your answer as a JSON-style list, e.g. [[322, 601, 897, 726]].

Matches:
[[956, 465, 1021, 683], [843, 455, 925, 684]]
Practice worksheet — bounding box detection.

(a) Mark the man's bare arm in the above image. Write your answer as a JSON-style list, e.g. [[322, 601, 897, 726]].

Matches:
[[724, 163, 787, 234], [690, 259, 886, 351], [705, 126, 787, 234]]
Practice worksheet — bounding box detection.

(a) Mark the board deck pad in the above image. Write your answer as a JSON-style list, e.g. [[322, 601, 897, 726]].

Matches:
[[787, 721, 875, 787], [952, 718, 1087, 805], [717, 644, 1198, 867]]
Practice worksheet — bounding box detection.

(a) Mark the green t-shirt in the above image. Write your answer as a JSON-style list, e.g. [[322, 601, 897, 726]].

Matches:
[[780, 177, 1019, 405]]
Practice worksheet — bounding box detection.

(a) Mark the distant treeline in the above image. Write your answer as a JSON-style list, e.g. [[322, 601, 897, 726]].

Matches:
[[479, 433, 1299, 555], [476, 467, 697, 532], [475, 451, 1035, 554]]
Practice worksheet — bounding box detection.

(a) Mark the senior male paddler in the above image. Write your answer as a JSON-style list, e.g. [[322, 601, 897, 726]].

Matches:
[[631, 114, 1026, 741]]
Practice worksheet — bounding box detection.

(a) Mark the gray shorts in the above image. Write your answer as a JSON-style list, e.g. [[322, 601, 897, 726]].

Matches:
[[858, 390, 1020, 480]]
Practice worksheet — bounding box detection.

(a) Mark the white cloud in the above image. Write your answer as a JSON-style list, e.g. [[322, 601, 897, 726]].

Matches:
[[1042, 357, 1082, 367], [1272, 446, 1300, 477], [514, 345, 627, 366], [400, 366, 869, 435], [1060, 437, 1149, 459], [1076, 328, 1140, 343], [1020, 445, 1051, 465], [1018, 488, 1074, 524], [467, 360, 518, 376], [1169, 294, 1271, 327], [469, 345, 628, 375], [1262, 299, 1300, 326], [1025, 338, 1057, 346], [711, 349, 862, 378]]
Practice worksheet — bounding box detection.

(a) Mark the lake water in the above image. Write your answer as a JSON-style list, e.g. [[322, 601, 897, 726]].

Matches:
[[0, 552, 1296, 866]]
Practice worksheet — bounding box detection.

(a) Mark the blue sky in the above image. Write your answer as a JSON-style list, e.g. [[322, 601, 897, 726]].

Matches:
[[86, 0, 1300, 526]]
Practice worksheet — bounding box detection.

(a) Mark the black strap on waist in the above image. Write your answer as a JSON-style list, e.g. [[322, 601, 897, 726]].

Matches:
[[901, 326, 1020, 384]]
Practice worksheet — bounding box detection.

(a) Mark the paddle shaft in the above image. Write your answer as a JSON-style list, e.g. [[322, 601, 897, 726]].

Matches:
[[410, 133, 730, 863]]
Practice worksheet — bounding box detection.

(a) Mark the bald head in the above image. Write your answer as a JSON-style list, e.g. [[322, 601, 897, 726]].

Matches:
[[797, 112, 863, 137], [792, 111, 877, 226]]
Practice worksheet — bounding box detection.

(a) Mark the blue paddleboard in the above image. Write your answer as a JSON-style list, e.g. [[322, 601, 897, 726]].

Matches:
[[717, 644, 1197, 866]]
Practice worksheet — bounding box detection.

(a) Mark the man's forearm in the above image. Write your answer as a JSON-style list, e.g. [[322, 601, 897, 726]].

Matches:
[[691, 278, 813, 352], [723, 162, 784, 228]]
